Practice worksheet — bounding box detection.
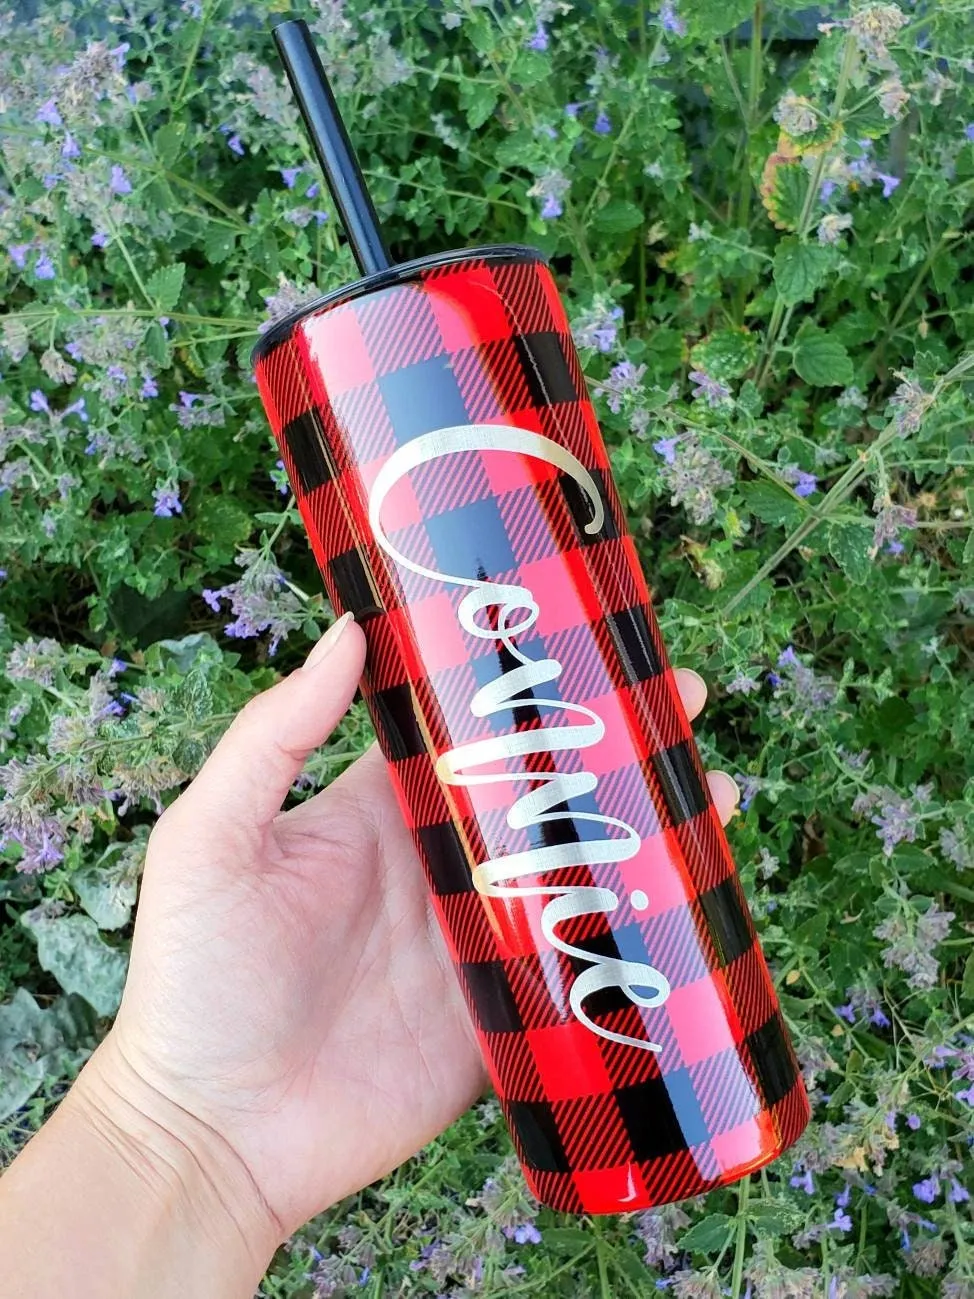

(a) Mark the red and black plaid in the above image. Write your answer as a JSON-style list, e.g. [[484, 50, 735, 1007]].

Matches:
[[254, 246, 809, 1214]]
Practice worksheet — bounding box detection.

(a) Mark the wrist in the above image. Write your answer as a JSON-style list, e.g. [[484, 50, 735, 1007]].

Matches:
[[67, 1036, 283, 1293]]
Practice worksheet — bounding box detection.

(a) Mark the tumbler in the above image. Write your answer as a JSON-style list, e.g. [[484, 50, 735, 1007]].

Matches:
[[253, 21, 810, 1215]]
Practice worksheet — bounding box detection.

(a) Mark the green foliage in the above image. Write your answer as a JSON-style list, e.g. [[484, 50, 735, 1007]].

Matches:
[[1, 0, 973, 1294], [791, 322, 855, 385], [20, 909, 128, 1017]]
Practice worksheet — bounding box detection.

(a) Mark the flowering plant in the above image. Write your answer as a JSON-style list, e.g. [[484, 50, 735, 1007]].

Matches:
[[1, 1, 972, 1295]]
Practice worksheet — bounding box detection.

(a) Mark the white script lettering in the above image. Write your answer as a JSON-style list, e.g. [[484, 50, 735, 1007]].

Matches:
[[368, 425, 670, 1050]]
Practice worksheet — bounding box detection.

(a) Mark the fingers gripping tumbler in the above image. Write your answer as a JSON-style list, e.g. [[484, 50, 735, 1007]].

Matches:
[[254, 21, 810, 1215]]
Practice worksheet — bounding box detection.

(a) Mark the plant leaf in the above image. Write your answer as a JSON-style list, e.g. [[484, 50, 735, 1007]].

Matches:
[[828, 522, 874, 584], [690, 327, 758, 382], [792, 324, 854, 386], [679, 1213, 734, 1254], [741, 480, 804, 528], [21, 910, 128, 1017], [145, 262, 186, 312], [773, 238, 835, 305], [593, 199, 645, 234], [0, 989, 96, 1121]]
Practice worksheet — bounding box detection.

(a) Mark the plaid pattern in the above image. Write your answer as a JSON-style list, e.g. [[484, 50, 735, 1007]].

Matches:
[[254, 248, 809, 1214]]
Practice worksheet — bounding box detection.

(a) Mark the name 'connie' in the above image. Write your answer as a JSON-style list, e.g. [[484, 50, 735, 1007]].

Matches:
[[368, 424, 670, 1051]]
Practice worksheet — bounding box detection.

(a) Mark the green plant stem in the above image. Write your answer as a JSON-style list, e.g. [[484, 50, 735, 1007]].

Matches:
[[726, 352, 974, 612], [174, 0, 217, 112], [754, 33, 859, 387], [596, 1238, 612, 1299], [864, 233, 959, 380], [737, 2, 763, 231], [102, 217, 153, 309], [731, 1175, 751, 1298]]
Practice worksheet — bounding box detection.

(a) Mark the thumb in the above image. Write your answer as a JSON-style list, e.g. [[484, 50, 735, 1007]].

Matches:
[[178, 613, 367, 830]]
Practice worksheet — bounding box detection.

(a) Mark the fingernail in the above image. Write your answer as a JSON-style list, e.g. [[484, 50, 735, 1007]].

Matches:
[[303, 612, 353, 671], [709, 769, 742, 806], [680, 668, 707, 695]]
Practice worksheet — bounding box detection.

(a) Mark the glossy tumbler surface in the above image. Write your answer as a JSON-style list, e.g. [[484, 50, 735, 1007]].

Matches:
[[253, 246, 809, 1213]]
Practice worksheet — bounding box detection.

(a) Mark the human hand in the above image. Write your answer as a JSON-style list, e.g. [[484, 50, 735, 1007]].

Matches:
[[78, 615, 742, 1253]]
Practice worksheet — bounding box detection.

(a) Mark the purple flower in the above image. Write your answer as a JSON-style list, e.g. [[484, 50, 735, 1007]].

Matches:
[[152, 484, 183, 518], [541, 194, 563, 219], [594, 111, 612, 135], [887, 538, 905, 555], [767, 671, 782, 687], [836, 1002, 856, 1023], [280, 167, 302, 188], [965, 123, 974, 143], [689, 369, 730, 406], [64, 397, 87, 422], [957, 1083, 974, 1105], [907, 1113, 921, 1130], [832, 1207, 852, 1232], [820, 179, 839, 202], [306, 181, 320, 199], [110, 164, 132, 196], [179, 391, 201, 408], [527, 22, 549, 51], [61, 133, 81, 160], [876, 172, 900, 198], [791, 1168, 815, 1194], [227, 134, 244, 156], [870, 1006, 891, 1028], [29, 390, 50, 414], [652, 437, 679, 464], [836, 1185, 851, 1209], [111, 42, 130, 70], [583, 305, 624, 353], [201, 588, 224, 612], [34, 253, 56, 280], [778, 644, 799, 668], [36, 98, 62, 126], [507, 1222, 542, 1244], [141, 375, 159, 398], [565, 102, 582, 118], [948, 1179, 969, 1203], [794, 471, 818, 497], [106, 364, 127, 383], [9, 243, 30, 269], [660, 0, 687, 35], [848, 156, 876, 182], [108, 658, 128, 676], [913, 1176, 940, 1204]]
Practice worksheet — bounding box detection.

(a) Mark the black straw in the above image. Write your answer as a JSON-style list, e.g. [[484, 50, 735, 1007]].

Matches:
[[272, 18, 391, 277]]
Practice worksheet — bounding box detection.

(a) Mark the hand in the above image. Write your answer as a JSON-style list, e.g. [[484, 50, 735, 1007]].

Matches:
[[81, 615, 741, 1250]]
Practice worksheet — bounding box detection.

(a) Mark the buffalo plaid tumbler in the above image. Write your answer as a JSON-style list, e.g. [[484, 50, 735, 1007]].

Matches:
[[253, 20, 810, 1215], [253, 244, 810, 1213]]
